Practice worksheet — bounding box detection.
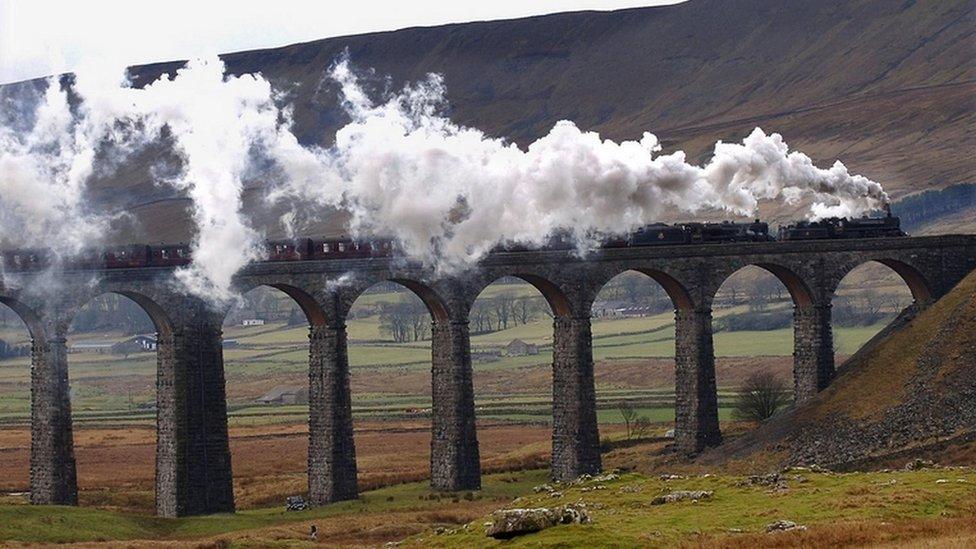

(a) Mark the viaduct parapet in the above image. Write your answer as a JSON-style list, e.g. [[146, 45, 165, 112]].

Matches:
[[2, 234, 974, 516]]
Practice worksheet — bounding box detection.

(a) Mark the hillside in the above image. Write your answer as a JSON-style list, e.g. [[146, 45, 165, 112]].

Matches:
[[2, 0, 973, 243], [702, 268, 976, 470]]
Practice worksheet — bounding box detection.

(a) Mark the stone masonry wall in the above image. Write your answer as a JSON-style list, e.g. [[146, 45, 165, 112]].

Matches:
[[673, 308, 722, 454], [793, 304, 835, 403], [307, 323, 359, 504], [430, 320, 481, 490], [29, 331, 77, 505], [550, 316, 601, 481]]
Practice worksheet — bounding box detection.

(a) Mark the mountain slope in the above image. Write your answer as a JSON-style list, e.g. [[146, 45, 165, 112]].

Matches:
[[703, 268, 976, 469], [2, 0, 974, 242]]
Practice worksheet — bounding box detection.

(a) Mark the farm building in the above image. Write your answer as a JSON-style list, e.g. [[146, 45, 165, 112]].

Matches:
[[242, 319, 266, 327], [110, 335, 158, 355], [69, 341, 115, 354], [506, 338, 539, 357], [256, 385, 308, 405]]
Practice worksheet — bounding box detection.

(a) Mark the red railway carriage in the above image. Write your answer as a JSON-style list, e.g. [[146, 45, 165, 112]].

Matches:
[[103, 245, 150, 269], [149, 244, 192, 267], [266, 238, 313, 261], [1, 249, 50, 271], [311, 238, 394, 260]]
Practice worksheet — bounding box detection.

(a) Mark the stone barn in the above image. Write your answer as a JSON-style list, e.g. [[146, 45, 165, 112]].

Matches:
[[506, 338, 539, 357], [256, 385, 309, 405]]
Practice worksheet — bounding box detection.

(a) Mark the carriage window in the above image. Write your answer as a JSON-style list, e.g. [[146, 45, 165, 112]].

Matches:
[[322, 243, 331, 253], [338, 243, 346, 252]]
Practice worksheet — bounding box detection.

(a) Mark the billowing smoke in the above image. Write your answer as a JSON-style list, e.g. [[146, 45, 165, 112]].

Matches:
[[0, 80, 111, 255], [273, 59, 887, 270], [0, 55, 887, 303], [1, 57, 292, 303]]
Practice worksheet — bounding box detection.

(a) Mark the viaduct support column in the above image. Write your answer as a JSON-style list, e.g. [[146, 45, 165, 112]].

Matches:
[[551, 315, 601, 481], [673, 308, 721, 454], [155, 314, 234, 517], [307, 321, 358, 504], [793, 304, 835, 404], [30, 327, 78, 505], [430, 319, 480, 491]]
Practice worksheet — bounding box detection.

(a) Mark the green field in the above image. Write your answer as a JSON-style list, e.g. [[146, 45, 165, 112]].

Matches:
[[1, 468, 972, 545], [0, 281, 899, 424]]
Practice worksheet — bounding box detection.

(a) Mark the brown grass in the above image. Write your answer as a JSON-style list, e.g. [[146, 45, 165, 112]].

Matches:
[[0, 420, 552, 511]]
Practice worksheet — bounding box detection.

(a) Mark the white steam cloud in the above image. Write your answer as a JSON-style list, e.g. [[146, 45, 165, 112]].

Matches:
[[0, 81, 110, 255], [0, 55, 888, 304], [273, 58, 887, 269]]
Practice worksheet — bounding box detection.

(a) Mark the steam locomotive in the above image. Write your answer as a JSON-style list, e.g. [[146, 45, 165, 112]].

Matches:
[[0, 212, 905, 272], [777, 211, 906, 241]]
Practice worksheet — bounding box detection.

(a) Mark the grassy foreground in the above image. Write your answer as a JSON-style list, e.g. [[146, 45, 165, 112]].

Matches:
[[412, 468, 976, 548], [3, 468, 974, 546]]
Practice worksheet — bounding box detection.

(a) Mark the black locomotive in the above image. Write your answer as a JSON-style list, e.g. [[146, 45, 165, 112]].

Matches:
[[777, 208, 906, 241], [629, 220, 773, 246]]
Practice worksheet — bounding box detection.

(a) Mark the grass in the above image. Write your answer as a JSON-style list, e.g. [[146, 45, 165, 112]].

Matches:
[[411, 468, 976, 547], [3, 468, 973, 546], [0, 470, 548, 544]]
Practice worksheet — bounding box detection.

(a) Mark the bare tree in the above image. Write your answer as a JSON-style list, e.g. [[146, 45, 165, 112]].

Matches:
[[619, 401, 638, 439], [379, 301, 430, 343], [732, 371, 791, 423]]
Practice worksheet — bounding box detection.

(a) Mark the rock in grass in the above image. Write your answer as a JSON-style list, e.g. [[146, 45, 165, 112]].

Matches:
[[485, 506, 590, 539], [650, 490, 714, 505], [765, 520, 807, 533]]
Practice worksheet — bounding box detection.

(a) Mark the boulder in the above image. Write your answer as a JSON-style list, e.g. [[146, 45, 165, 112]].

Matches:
[[485, 506, 590, 539], [650, 490, 714, 505], [765, 520, 807, 532]]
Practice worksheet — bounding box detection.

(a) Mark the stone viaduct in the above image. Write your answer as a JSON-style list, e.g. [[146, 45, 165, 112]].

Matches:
[[1, 234, 974, 517]]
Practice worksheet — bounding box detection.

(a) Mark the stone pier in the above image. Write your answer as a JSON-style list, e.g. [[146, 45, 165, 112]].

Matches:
[[155, 313, 235, 517], [550, 315, 601, 482], [29, 327, 78, 505], [673, 308, 721, 454], [307, 322, 359, 504], [793, 304, 835, 404], [430, 319, 481, 491]]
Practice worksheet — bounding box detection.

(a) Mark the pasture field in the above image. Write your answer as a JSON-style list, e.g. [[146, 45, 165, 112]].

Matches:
[[1, 462, 973, 546], [0, 289, 888, 422]]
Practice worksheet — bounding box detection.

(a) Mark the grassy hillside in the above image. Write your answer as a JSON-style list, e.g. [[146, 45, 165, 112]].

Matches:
[[705, 268, 976, 469], [2, 0, 972, 243]]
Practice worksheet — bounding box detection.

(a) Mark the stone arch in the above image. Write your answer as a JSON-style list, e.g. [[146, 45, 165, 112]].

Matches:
[[0, 295, 45, 340], [342, 277, 450, 322], [748, 263, 813, 307], [390, 278, 449, 322], [594, 268, 695, 311], [110, 291, 175, 337], [233, 281, 328, 327], [841, 259, 933, 303], [59, 289, 174, 509], [471, 273, 572, 318]]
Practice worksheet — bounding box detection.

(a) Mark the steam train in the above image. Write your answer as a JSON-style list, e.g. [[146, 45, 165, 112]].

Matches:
[[0, 213, 905, 272], [777, 213, 906, 241]]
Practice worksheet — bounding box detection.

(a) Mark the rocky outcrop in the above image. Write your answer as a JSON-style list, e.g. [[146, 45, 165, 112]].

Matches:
[[485, 505, 590, 539]]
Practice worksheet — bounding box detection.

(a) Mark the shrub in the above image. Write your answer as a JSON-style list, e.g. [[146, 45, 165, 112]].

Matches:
[[733, 370, 791, 423]]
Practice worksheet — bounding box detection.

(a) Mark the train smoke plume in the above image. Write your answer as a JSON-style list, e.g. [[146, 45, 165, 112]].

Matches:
[[0, 55, 888, 303], [273, 58, 888, 269]]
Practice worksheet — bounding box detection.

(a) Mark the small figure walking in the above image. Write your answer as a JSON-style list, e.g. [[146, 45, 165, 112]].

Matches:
[[309, 524, 318, 542]]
